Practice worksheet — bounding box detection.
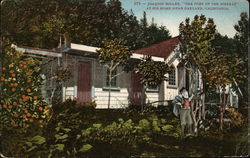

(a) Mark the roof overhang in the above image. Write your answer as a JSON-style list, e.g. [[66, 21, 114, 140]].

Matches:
[[13, 44, 62, 58], [131, 53, 165, 62], [70, 43, 99, 53]]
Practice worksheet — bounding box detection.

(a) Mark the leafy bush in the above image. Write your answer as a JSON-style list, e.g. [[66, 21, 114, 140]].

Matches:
[[0, 45, 48, 128], [52, 98, 96, 114], [226, 108, 244, 128]]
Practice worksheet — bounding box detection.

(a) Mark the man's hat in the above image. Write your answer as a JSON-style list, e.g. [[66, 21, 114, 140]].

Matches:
[[181, 90, 189, 99]]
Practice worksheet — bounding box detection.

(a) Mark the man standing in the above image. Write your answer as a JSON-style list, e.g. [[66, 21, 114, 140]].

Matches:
[[173, 88, 194, 137]]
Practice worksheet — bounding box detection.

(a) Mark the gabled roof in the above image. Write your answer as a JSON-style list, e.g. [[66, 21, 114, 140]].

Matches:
[[134, 36, 180, 58]]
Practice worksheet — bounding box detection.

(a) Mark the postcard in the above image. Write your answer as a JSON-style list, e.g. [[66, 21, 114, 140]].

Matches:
[[0, 0, 249, 157]]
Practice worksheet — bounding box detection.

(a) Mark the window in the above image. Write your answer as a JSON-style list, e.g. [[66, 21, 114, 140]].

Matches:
[[105, 68, 117, 87], [147, 84, 158, 92], [168, 67, 176, 86]]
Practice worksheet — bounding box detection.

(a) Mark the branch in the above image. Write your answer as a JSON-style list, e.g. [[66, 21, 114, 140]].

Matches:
[[184, 63, 193, 72], [111, 61, 121, 71], [104, 64, 109, 69], [233, 78, 243, 97], [111, 60, 114, 69], [111, 71, 124, 79]]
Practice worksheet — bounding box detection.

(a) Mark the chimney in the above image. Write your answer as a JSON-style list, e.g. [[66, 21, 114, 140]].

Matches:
[[57, 35, 71, 51], [64, 35, 71, 48]]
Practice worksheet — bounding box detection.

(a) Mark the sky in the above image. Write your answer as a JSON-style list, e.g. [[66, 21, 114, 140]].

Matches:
[[120, 0, 249, 38]]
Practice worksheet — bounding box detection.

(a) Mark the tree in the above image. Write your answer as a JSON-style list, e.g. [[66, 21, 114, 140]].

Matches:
[[206, 54, 245, 131], [42, 65, 71, 105], [97, 39, 132, 109], [212, 33, 237, 55], [179, 15, 216, 133], [1, 0, 171, 50], [134, 12, 171, 49], [135, 56, 170, 109], [0, 44, 48, 128], [234, 12, 248, 60], [179, 14, 247, 132], [234, 12, 248, 104]]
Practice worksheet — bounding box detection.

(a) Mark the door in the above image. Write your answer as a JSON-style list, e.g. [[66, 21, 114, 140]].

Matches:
[[130, 72, 143, 106], [178, 66, 185, 89], [77, 62, 91, 103]]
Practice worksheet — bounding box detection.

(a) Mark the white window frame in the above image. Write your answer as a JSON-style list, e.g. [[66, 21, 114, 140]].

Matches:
[[167, 66, 178, 88], [102, 67, 120, 90], [146, 85, 159, 92]]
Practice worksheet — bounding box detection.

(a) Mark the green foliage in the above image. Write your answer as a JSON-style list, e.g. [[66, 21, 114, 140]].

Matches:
[[97, 38, 132, 108], [79, 144, 93, 152], [179, 14, 247, 90], [212, 33, 237, 55], [135, 56, 170, 87], [205, 54, 246, 88], [138, 119, 150, 131], [52, 98, 96, 114], [135, 11, 171, 49], [234, 12, 248, 60], [226, 109, 244, 128], [98, 39, 132, 65], [0, 99, 179, 157], [1, 0, 170, 50], [233, 12, 248, 102], [28, 135, 46, 145], [0, 104, 247, 157], [76, 118, 154, 145], [179, 14, 216, 77], [162, 125, 174, 132]]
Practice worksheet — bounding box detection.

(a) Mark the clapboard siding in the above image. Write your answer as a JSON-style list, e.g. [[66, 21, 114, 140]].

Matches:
[[164, 86, 178, 100], [61, 53, 182, 108], [94, 88, 129, 108], [145, 92, 159, 103], [64, 87, 75, 100]]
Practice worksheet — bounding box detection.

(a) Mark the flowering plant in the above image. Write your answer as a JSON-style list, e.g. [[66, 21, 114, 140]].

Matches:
[[0, 45, 48, 128]]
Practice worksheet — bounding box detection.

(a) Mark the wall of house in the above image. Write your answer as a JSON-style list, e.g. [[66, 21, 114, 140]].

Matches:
[[62, 53, 95, 101], [164, 55, 180, 101], [145, 92, 159, 106], [62, 54, 160, 109], [41, 57, 63, 104], [93, 62, 130, 108], [164, 83, 179, 100]]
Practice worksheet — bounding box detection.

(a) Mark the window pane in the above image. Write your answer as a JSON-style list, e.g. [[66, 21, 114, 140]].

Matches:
[[169, 67, 176, 85], [106, 68, 117, 87], [148, 84, 158, 90]]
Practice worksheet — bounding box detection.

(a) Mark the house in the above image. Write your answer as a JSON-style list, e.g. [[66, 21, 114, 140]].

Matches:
[[14, 36, 205, 108]]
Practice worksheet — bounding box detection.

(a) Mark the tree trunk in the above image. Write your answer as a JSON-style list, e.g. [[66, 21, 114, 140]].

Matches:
[[219, 106, 224, 131], [219, 89, 226, 131], [190, 100, 198, 134], [201, 80, 206, 120], [108, 71, 112, 109], [141, 85, 146, 111]]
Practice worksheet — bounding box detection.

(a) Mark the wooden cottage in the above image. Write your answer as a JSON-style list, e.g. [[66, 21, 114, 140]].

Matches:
[[14, 36, 205, 108]]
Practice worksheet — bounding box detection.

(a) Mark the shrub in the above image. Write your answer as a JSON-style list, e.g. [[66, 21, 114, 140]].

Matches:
[[0, 45, 48, 128], [52, 98, 96, 114], [226, 108, 244, 128]]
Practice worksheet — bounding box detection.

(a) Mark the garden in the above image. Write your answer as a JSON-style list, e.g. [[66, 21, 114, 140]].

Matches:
[[0, 98, 248, 157]]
